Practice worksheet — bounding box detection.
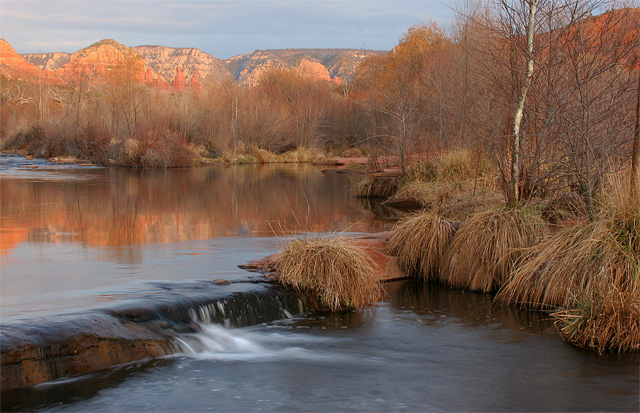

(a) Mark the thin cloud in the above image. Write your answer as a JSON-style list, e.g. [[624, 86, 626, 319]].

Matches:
[[1, 0, 456, 58]]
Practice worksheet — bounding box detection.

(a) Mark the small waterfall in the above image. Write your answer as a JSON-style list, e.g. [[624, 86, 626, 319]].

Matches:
[[172, 322, 345, 363], [1, 282, 307, 391]]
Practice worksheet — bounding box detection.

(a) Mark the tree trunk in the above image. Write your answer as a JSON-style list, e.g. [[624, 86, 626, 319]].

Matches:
[[632, 66, 640, 198], [508, 0, 537, 207]]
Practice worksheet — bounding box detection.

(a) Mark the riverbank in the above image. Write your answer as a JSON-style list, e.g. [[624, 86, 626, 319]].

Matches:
[[252, 150, 638, 353]]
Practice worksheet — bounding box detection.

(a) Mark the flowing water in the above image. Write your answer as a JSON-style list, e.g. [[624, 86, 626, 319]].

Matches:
[[1, 155, 638, 411]]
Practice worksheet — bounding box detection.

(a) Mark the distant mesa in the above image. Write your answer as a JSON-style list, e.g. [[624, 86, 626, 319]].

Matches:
[[2, 37, 386, 88]]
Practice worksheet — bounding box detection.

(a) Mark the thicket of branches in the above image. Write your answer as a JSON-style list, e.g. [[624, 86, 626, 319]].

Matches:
[[353, 0, 639, 210], [1, 0, 638, 207]]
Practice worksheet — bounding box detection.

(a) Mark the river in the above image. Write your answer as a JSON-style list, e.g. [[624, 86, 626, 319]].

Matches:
[[1, 155, 637, 411]]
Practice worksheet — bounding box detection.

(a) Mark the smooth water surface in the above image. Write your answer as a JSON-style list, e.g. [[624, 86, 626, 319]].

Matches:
[[1, 157, 394, 321]]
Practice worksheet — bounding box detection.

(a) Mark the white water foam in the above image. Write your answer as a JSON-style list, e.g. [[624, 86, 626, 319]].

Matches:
[[174, 323, 347, 363]]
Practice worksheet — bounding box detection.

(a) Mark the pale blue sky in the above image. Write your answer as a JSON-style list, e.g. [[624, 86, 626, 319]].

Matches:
[[1, 0, 458, 58]]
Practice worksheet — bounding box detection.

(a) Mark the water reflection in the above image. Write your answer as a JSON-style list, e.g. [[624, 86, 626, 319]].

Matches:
[[1, 163, 400, 320], [1, 165, 390, 256]]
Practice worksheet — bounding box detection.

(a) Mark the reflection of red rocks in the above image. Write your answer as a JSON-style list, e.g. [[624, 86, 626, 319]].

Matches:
[[0, 166, 392, 256]]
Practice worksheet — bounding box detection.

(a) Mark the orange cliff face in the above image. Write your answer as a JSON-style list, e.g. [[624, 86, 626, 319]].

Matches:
[[55, 39, 149, 84], [1, 39, 171, 89], [0, 39, 57, 83], [296, 58, 343, 84]]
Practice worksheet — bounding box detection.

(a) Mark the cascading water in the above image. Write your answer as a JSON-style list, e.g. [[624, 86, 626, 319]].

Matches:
[[0, 281, 307, 391]]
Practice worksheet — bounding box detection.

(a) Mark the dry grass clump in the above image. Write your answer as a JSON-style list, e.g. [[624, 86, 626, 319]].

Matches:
[[341, 147, 364, 158], [541, 191, 588, 224], [275, 236, 383, 311], [440, 208, 548, 292], [387, 212, 459, 281], [279, 147, 323, 163], [352, 175, 401, 199], [404, 149, 494, 184], [552, 291, 639, 352], [106, 131, 198, 168], [251, 147, 278, 163], [497, 176, 638, 352], [387, 179, 502, 221], [498, 179, 638, 309], [437, 149, 493, 182], [405, 158, 438, 183]]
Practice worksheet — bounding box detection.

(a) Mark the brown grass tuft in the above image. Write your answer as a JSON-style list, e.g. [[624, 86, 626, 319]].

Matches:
[[404, 149, 494, 185], [541, 191, 588, 224], [251, 147, 278, 163], [497, 176, 639, 352], [440, 208, 548, 292], [387, 212, 459, 281], [552, 291, 639, 352], [498, 177, 639, 310], [275, 236, 383, 311], [352, 175, 401, 199], [341, 147, 364, 158]]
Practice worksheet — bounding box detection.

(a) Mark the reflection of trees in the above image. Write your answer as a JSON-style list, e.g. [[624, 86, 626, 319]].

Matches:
[[353, 197, 403, 232], [0, 165, 387, 254], [388, 280, 553, 333]]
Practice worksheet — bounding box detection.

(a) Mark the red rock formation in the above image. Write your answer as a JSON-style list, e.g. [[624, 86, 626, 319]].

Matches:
[[0, 39, 53, 82], [54, 39, 148, 84], [189, 68, 201, 91], [154, 73, 170, 90], [144, 67, 154, 86], [296, 58, 331, 82], [171, 66, 186, 91]]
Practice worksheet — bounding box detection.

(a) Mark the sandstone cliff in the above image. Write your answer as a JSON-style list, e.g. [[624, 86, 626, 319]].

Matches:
[[6, 38, 385, 89], [55, 39, 148, 81], [23, 52, 70, 71], [0, 39, 53, 82], [227, 49, 384, 86], [132, 45, 230, 84]]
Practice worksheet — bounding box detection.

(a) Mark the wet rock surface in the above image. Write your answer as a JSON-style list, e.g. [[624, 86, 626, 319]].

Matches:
[[0, 282, 305, 391]]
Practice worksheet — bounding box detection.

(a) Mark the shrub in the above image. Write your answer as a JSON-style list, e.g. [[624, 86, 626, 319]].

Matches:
[[341, 147, 364, 158]]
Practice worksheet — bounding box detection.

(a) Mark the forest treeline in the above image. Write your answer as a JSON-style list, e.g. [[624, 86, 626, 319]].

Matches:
[[1, 0, 639, 206]]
